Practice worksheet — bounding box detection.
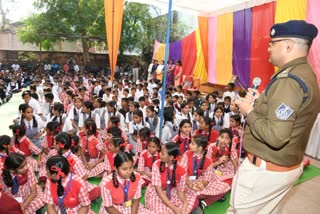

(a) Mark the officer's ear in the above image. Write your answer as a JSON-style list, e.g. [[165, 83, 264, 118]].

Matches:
[[286, 40, 295, 52]]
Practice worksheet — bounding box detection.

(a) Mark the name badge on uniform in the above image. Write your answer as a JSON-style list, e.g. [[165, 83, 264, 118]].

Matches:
[[215, 170, 223, 176], [14, 197, 23, 203], [125, 200, 132, 207], [189, 176, 196, 181]]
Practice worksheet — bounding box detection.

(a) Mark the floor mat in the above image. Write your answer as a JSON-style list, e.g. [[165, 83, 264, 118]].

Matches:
[[89, 164, 320, 213]]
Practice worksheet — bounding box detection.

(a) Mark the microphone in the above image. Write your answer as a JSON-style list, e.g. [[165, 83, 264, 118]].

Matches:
[[252, 77, 262, 96]]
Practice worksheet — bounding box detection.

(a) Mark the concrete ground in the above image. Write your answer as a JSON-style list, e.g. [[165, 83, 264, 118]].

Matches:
[[1, 92, 320, 213]]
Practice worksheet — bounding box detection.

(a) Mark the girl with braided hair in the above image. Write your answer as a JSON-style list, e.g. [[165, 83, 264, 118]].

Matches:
[[136, 136, 161, 186], [206, 128, 239, 187], [20, 104, 46, 148], [78, 101, 101, 130], [1, 153, 45, 214], [0, 135, 23, 170], [182, 135, 230, 210], [79, 119, 105, 178], [100, 152, 150, 214], [10, 124, 42, 171], [145, 142, 196, 214], [161, 107, 178, 145], [41, 133, 101, 201], [47, 102, 73, 134], [172, 119, 192, 155], [194, 116, 219, 145], [44, 155, 94, 214]]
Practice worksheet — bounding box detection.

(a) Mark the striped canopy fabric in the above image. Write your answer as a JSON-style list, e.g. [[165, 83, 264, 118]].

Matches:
[[152, 0, 320, 90]]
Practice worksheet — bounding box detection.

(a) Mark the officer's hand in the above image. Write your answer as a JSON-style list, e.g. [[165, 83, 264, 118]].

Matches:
[[246, 88, 260, 103], [235, 99, 254, 117]]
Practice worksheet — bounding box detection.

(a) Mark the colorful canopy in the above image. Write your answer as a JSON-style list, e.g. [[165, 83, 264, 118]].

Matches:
[[152, 0, 320, 90]]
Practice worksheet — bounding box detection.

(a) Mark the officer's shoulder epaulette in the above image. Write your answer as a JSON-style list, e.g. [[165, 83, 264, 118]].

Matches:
[[265, 68, 308, 104]]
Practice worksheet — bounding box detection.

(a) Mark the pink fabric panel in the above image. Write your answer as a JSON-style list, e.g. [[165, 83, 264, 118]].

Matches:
[[208, 16, 218, 84]]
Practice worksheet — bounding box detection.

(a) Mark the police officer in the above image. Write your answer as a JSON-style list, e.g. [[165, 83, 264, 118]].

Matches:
[[229, 20, 320, 213]]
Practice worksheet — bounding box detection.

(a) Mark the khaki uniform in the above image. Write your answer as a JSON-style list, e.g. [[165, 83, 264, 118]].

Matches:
[[228, 57, 320, 214], [244, 57, 320, 167]]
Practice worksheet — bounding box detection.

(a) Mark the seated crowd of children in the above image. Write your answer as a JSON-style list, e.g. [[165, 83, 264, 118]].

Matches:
[[0, 71, 245, 214]]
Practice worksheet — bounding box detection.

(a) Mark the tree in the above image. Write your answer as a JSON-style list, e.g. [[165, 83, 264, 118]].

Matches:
[[0, 0, 17, 31], [18, 0, 105, 64], [17, 1, 191, 65]]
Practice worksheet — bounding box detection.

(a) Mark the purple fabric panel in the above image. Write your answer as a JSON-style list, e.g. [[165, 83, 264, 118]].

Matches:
[[232, 8, 252, 89], [169, 40, 182, 63]]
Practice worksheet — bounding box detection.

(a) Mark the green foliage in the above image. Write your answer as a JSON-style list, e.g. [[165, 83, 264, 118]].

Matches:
[[18, 51, 37, 62], [17, 1, 191, 64]]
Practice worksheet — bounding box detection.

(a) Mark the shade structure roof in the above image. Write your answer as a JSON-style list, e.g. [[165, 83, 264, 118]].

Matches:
[[127, 0, 275, 16]]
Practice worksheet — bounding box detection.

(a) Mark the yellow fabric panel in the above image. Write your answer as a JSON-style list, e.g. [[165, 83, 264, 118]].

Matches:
[[104, 0, 124, 80], [216, 13, 233, 85], [275, 0, 307, 23], [193, 28, 208, 84], [155, 43, 166, 62], [274, 0, 307, 71]]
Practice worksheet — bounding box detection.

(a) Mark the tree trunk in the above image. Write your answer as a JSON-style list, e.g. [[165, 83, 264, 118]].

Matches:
[[82, 38, 90, 64]]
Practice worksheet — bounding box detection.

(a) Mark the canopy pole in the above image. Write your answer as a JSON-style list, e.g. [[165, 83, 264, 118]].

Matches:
[[159, 0, 173, 139]]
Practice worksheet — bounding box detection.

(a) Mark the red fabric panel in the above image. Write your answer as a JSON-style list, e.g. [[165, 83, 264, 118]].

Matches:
[[181, 31, 197, 76], [250, 2, 276, 91]]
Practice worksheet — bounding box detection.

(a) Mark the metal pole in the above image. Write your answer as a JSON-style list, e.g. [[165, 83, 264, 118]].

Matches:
[[159, 0, 173, 139]]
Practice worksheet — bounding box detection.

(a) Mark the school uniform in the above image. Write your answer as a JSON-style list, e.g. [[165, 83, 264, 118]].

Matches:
[[224, 105, 231, 114], [193, 129, 219, 145], [175, 112, 193, 127], [94, 107, 107, 131], [203, 110, 214, 120], [140, 105, 147, 119], [1, 169, 45, 214], [63, 97, 72, 113], [25, 97, 42, 115], [145, 160, 196, 214], [161, 122, 178, 145], [173, 102, 181, 113], [104, 111, 126, 131], [135, 138, 148, 155], [22, 116, 46, 148], [0, 147, 23, 172], [145, 116, 160, 137], [43, 173, 94, 214], [0, 189, 24, 214], [125, 112, 134, 125], [68, 106, 82, 131], [78, 111, 101, 129], [103, 151, 116, 174], [206, 143, 238, 186], [80, 135, 105, 177], [128, 121, 149, 153], [102, 93, 113, 102], [192, 120, 199, 132], [100, 151, 117, 189], [171, 134, 191, 155], [212, 116, 225, 132], [13, 136, 42, 171], [137, 150, 159, 184], [99, 172, 150, 214], [47, 114, 73, 133], [101, 127, 128, 148], [181, 151, 230, 199], [39, 134, 55, 168]]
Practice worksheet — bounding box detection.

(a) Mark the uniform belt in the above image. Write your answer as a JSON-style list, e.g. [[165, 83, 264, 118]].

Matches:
[[247, 153, 300, 172]]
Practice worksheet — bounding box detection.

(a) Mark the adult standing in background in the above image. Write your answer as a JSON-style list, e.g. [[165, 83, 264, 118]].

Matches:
[[229, 20, 320, 213], [132, 61, 140, 83], [166, 59, 175, 87], [174, 60, 183, 87]]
